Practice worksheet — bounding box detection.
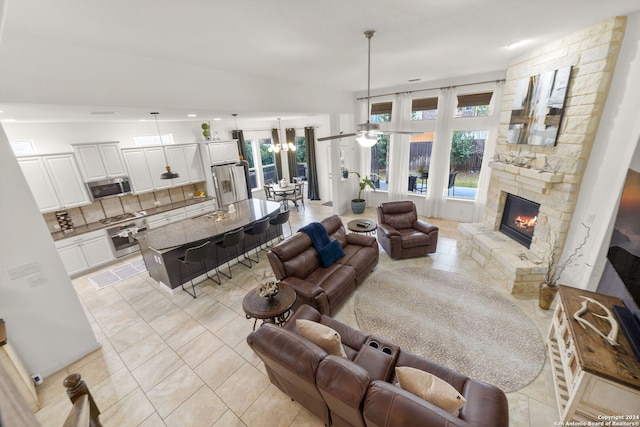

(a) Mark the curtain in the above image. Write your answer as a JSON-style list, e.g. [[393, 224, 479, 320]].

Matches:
[[387, 93, 412, 200], [425, 87, 455, 218], [231, 130, 247, 161], [286, 128, 296, 181], [473, 81, 505, 221], [271, 128, 282, 180], [305, 126, 321, 200]]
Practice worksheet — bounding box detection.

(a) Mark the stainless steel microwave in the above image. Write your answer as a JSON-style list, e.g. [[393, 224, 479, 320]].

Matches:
[[86, 177, 132, 201]]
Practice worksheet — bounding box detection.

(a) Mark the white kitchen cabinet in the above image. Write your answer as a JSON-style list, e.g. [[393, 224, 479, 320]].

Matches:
[[122, 145, 202, 194], [146, 209, 187, 229], [206, 141, 239, 165], [183, 144, 205, 182], [55, 229, 114, 276], [73, 143, 126, 181], [163, 145, 190, 186], [121, 149, 155, 194], [18, 154, 91, 213], [185, 200, 216, 218]]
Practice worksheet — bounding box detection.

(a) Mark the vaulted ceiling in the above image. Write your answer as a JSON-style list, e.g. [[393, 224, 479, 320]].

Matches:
[[1, 0, 639, 123]]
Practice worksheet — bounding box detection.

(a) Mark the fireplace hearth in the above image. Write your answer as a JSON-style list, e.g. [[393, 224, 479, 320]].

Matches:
[[500, 194, 540, 249]]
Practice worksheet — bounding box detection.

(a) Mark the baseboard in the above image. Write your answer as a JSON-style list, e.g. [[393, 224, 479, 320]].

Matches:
[[40, 341, 102, 379]]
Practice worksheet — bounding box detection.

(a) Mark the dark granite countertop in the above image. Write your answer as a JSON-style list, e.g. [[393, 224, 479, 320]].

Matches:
[[135, 199, 282, 251], [51, 197, 215, 242]]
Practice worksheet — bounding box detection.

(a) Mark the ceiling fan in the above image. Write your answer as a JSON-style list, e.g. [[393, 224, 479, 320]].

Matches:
[[317, 30, 415, 147]]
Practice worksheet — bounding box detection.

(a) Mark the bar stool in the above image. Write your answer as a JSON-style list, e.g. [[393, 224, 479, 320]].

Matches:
[[243, 217, 270, 264], [215, 228, 251, 279], [267, 208, 292, 247], [178, 241, 215, 298]]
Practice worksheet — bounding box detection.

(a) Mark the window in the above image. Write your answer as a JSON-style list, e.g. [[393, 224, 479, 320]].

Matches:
[[370, 102, 392, 123], [243, 139, 257, 189], [448, 130, 486, 199], [133, 134, 174, 146], [259, 138, 278, 183], [369, 134, 389, 189], [411, 97, 438, 121], [408, 132, 434, 193], [10, 140, 36, 156], [294, 136, 308, 180], [455, 92, 492, 117]]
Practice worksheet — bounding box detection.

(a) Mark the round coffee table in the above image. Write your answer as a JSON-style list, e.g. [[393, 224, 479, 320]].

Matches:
[[347, 219, 377, 235], [242, 283, 296, 330]]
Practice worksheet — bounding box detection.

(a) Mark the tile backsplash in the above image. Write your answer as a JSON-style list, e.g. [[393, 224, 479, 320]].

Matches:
[[43, 183, 206, 233]]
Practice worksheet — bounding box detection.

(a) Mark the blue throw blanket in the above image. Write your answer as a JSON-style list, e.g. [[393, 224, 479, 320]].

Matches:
[[299, 222, 331, 251], [299, 222, 345, 268]]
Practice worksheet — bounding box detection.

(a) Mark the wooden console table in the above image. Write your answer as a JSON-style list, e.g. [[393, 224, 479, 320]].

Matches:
[[547, 286, 640, 422]]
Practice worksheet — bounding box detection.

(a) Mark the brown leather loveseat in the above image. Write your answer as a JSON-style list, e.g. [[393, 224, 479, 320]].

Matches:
[[267, 215, 379, 316], [247, 304, 509, 427]]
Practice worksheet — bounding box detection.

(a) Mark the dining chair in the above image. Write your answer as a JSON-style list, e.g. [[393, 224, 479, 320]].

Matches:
[[292, 182, 305, 211], [264, 184, 284, 204]]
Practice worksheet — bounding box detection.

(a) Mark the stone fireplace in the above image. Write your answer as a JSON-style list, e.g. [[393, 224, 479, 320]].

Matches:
[[457, 17, 626, 294]]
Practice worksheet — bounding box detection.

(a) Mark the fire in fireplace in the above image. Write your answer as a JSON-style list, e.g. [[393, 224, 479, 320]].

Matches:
[[500, 194, 540, 248]]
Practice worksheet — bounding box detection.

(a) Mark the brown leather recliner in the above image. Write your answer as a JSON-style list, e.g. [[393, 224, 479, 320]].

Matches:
[[377, 201, 438, 259]]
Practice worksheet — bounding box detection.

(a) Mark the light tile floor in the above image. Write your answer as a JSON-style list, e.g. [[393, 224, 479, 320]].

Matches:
[[34, 200, 559, 427]]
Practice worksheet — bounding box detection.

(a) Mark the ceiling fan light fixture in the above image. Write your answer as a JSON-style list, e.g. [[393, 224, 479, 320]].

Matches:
[[356, 133, 378, 148]]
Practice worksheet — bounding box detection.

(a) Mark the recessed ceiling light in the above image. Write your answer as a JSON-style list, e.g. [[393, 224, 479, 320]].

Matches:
[[1, 119, 16, 122], [187, 114, 197, 117], [213, 118, 222, 121]]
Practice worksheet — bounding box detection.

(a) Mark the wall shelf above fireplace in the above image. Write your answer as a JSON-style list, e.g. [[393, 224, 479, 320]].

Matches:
[[489, 161, 564, 192]]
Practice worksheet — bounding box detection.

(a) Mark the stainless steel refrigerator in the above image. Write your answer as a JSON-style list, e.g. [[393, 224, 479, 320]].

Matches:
[[211, 162, 250, 209]]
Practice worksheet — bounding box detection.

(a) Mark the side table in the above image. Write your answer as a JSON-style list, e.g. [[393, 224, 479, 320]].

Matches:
[[347, 219, 377, 236], [242, 283, 296, 330]]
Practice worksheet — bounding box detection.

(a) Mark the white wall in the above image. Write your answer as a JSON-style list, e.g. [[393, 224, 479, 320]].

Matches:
[[566, 11, 640, 290], [0, 128, 100, 378]]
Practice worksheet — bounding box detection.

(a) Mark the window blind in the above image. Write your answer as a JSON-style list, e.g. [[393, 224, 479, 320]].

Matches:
[[457, 92, 493, 107]]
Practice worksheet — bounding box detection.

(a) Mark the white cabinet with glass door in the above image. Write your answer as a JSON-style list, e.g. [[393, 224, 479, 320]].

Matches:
[[17, 154, 91, 213]]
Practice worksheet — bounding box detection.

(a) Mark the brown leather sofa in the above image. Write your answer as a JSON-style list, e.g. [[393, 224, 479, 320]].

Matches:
[[247, 304, 509, 427], [267, 215, 379, 316], [377, 200, 439, 259]]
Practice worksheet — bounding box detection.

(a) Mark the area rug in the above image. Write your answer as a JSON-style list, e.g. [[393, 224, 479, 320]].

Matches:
[[354, 268, 545, 392], [89, 257, 147, 289]]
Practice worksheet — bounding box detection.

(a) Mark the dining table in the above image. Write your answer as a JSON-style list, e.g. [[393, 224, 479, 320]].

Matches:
[[271, 183, 297, 206]]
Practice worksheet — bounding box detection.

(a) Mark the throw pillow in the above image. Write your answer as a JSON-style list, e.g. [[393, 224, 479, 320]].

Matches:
[[296, 319, 348, 358], [395, 367, 466, 416], [317, 239, 345, 268]]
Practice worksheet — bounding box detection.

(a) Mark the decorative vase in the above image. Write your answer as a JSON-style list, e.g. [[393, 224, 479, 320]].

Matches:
[[539, 282, 558, 310], [351, 199, 366, 214]]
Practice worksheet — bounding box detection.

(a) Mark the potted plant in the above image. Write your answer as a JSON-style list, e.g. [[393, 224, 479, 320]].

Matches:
[[539, 223, 591, 310], [347, 171, 376, 214]]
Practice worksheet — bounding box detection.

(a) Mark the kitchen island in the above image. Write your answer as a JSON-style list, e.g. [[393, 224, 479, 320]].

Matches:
[[136, 199, 284, 291]]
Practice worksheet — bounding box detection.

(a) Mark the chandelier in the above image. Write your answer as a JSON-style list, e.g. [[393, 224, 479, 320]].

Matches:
[[268, 118, 296, 153]]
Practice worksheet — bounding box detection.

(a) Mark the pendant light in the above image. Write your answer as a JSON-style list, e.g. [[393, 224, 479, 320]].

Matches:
[[151, 112, 179, 180], [268, 118, 297, 153]]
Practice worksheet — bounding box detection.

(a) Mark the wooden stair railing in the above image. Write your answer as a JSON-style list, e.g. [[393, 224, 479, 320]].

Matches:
[[62, 373, 102, 427]]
